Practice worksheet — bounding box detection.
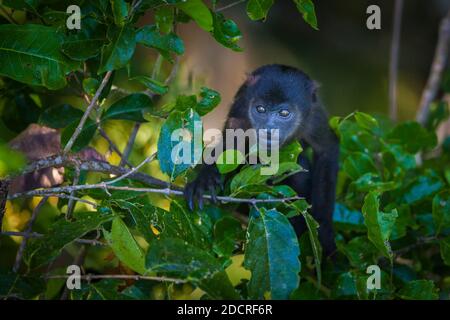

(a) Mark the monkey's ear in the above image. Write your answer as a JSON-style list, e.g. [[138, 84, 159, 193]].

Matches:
[[245, 73, 260, 86], [310, 80, 321, 103]]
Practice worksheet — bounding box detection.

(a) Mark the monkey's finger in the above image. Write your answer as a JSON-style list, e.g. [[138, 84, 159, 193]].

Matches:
[[185, 184, 195, 211], [209, 185, 217, 204]]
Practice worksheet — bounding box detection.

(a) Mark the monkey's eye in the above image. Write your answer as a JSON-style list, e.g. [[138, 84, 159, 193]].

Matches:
[[279, 110, 290, 117], [256, 105, 266, 113]]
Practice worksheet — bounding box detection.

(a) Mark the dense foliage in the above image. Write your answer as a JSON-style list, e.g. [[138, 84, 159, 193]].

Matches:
[[0, 0, 449, 300]]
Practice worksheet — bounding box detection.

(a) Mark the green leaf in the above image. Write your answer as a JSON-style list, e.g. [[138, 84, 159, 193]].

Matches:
[[354, 112, 379, 131], [3, 0, 39, 10], [131, 76, 169, 95], [146, 237, 239, 299], [157, 109, 202, 179], [386, 121, 437, 154], [353, 173, 398, 193], [99, 24, 136, 74], [293, 0, 318, 30], [62, 18, 107, 61], [146, 238, 222, 280], [440, 236, 450, 266], [279, 141, 303, 163], [111, 0, 129, 26], [432, 190, 450, 235], [176, 0, 213, 32], [343, 152, 378, 180], [158, 201, 212, 248], [104, 217, 146, 274], [212, 12, 243, 51], [213, 216, 244, 257], [0, 273, 45, 299], [82, 78, 100, 96], [244, 208, 301, 299], [301, 211, 322, 285], [246, 0, 274, 21], [155, 6, 175, 34], [136, 25, 184, 61], [102, 93, 153, 122], [0, 24, 79, 90], [402, 170, 444, 204], [196, 87, 221, 116], [338, 236, 377, 269], [39, 104, 83, 129], [398, 280, 439, 300], [362, 192, 398, 260], [25, 211, 115, 268], [333, 203, 365, 231], [216, 149, 245, 174]]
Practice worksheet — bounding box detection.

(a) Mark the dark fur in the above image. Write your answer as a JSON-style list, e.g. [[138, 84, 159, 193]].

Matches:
[[185, 64, 339, 256]]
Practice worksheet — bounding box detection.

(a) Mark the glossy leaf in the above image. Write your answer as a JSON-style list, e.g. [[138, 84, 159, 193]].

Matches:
[[99, 24, 136, 73], [157, 109, 202, 179], [102, 93, 153, 122], [432, 190, 450, 235], [136, 25, 184, 61], [293, 0, 318, 30], [244, 208, 301, 299], [25, 211, 115, 268], [176, 0, 213, 32], [362, 192, 398, 260], [397, 280, 439, 300], [39, 104, 83, 129], [0, 24, 79, 89], [131, 76, 168, 95], [246, 0, 274, 21], [104, 217, 146, 274]]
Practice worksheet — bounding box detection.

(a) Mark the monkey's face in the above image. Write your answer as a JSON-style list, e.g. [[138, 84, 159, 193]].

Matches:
[[244, 66, 316, 147], [248, 98, 303, 147]]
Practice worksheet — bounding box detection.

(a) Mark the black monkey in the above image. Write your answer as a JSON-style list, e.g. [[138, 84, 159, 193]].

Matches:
[[184, 64, 339, 256]]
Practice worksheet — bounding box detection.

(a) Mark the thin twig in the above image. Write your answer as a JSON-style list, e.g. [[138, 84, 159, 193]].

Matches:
[[417, 9, 450, 125], [9, 154, 171, 189], [0, 5, 19, 24], [98, 127, 133, 167], [64, 71, 113, 153], [388, 0, 404, 122], [119, 123, 141, 167], [13, 197, 48, 272], [9, 184, 303, 205], [46, 273, 186, 284], [216, 0, 246, 12], [0, 231, 105, 246], [107, 153, 157, 185], [66, 168, 80, 220]]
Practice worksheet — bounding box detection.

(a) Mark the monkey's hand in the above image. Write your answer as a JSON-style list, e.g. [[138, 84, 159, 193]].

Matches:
[[184, 164, 222, 211]]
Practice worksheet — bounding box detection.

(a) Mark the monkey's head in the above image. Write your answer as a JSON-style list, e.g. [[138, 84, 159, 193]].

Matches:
[[236, 64, 318, 147]]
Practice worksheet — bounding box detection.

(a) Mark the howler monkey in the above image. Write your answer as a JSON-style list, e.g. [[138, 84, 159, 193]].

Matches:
[[184, 64, 339, 256]]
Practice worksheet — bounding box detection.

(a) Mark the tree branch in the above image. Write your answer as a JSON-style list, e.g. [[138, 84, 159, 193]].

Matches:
[[8, 183, 303, 205], [63, 71, 113, 153], [0, 231, 105, 246], [416, 9, 450, 125], [46, 273, 186, 284], [11, 154, 171, 189], [13, 197, 48, 272], [388, 0, 404, 121]]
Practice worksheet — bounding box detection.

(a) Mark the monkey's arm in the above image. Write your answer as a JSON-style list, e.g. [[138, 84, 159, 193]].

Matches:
[[304, 107, 340, 256], [184, 164, 221, 210]]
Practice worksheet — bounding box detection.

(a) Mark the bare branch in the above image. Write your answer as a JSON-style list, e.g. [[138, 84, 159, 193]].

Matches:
[[417, 9, 450, 125], [46, 273, 186, 284], [9, 183, 303, 205], [216, 0, 246, 12], [66, 168, 81, 220], [107, 152, 157, 185], [119, 123, 141, 167], [13, 197, 48, 272], [0, 231, 106, 246], [389, 0, 404, 121], [63, 71, 113, 153], [13, 154, 171, 189]]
